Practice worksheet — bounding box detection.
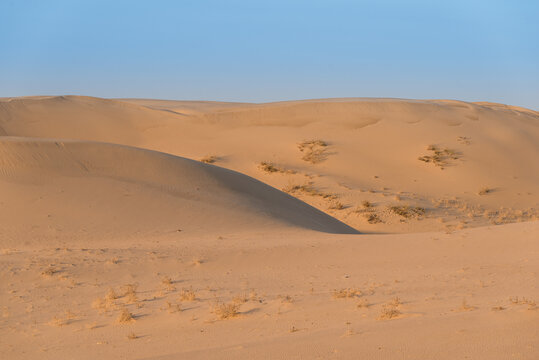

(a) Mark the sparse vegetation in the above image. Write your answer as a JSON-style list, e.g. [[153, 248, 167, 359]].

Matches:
[[333, 288, 362, 299], [213, 302, 240, 319], [258, 161, 295, 174], [127, 332, 138, 340], [388, 205, 425, 219], [161, 276, 176, 291], [357, 298, 370, 308], [457, 136, 471, 145], [364, 213, 382, 224], [478, 187, 492, 196], [200, 155, 218, 164], [282, 182, 337, 199], [298, 139, 329, 164], [361, 200, 373, 208], [179, 287, 197, 302], [378, 305, 401, 320], [123, 284, 138, 304], [328, 201, 345, 210], [418, 145, 460, 169], [117, 307, 135, 323]]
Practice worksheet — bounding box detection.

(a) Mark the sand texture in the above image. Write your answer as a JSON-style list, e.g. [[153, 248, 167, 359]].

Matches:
[[0, 96, 538, 359]]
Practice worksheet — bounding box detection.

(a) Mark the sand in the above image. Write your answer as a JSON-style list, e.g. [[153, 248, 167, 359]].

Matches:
[[0, 96, 538, 359]]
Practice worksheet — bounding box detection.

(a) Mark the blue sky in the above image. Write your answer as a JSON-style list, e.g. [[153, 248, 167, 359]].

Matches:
[[1, 0, 538, 109]]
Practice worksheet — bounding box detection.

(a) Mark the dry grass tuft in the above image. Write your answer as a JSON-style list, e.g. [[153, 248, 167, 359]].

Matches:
[[41, 266, 58, 277], [117, 307, 135, 323], [357, 298, 370, 308], [364, 213, 382, 224], [361, 200, 373, 208], [378, 305, 401, 320], [179, 287, 197, 302], [328, 201, 345, 210], [123, 284, 138, 304], [418, 145, 460, 169], [478, 187, 493, 196], [388, 205, 425, 219], [298, 139, 329, 164], [127, 331, 138, 340], [200, 155, 218, 164], [164, 301, 182, 313], [161, 276, 176, 292], [282, 182, 337, 199], [258, 161, 295, 174], [333, 288, 362, 299], [213, 302, 240, 320]]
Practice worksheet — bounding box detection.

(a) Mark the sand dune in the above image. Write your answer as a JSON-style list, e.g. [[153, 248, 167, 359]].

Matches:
[[1, 95, 537, 233], [0, 96, 538, 360], [0, 137, 356, 247]]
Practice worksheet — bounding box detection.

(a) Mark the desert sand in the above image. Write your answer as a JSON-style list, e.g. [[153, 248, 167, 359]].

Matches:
[[0, 96, 538, 359]]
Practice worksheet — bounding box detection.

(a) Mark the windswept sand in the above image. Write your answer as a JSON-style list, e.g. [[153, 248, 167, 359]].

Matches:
[[0, 96, 538, 359]]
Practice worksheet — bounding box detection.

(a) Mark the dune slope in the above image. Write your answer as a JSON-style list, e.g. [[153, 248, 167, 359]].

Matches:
[[0, 137, 356, 247]]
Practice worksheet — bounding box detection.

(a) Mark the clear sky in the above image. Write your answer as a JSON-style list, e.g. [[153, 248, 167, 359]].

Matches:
[[1, 0, 538, 109]]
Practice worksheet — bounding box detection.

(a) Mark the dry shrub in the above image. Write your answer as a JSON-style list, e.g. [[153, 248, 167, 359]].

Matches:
[[213, 302, 240, 319], [123, 284, 138, 304], [388, 205, 425, 219], [41, 266, 57, 277], [258, 161, 295, 174], [179, 287, 197, 302], [357, 298, 370, 308], [200, 155, 218, 164], [165, 301, 182, 313], [328, 201, 345, 210], [364, 213, 382, 224], [478, 187, 492, 196], [378, 305, 401, 320], [298, 139, 329, 164], [117, 307, 135, 323], [282, 182, 337, 199], [333, 288, 362, 299], [127, 332, 137, 340], [418, 145, 460, 169], [161, 276, 176, 292]]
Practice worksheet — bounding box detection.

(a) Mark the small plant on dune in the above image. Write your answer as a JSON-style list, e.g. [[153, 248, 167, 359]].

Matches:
[[388, 205, 425, 219], [364, 213, 382, 224], [161, 276, 176, 292], [164, 301, 182, 313], [361, 200, 373, 208], [357, 298, 370, 308], [258, 161, 296, 174], [418, 145, 460, 169], [117, 307, 135, 323], [457, 136, 472, 145], [478, 187, 493, 196], [123, 284, 138, 304], [378, 305, 401, 320], [332, 288, 362, 299], [127, 332, 138, 340], [298, 139, 329, 164], [179, 287, 197, 302], [41, 266, 58, 277], [378, 297, 403, 320], [282, 181, 337, 199], [279, 295, 294, 304], [328, 201, 345, 210], [213, 302, 240, 320], [106, 288, 118, 301], [200, 155, 218, 164]]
